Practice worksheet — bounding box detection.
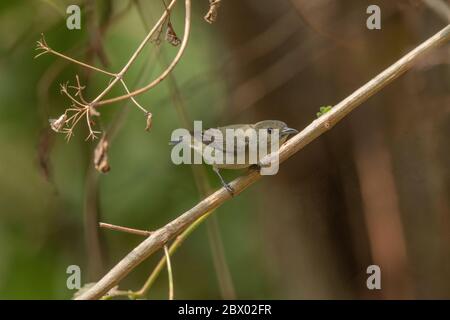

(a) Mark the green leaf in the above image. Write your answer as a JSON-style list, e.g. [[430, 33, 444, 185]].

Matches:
[[316, 105, 333, 118]]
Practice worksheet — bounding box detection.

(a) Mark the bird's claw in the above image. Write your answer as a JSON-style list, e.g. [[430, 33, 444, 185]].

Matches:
[[224, 183, 235, 196]]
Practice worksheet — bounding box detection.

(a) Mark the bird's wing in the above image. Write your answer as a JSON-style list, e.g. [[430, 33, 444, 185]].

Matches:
[[202, 124, 254, 154], [201, 128, 224, 147]]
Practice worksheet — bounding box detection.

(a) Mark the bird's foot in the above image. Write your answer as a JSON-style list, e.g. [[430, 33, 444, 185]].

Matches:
[[251, 163, 268, 173], [224, 183, 235, 196], [213, 166, 235, 196]]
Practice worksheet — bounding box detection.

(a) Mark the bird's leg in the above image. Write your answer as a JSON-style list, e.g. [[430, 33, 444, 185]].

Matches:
[[213, 166, 234, 195]]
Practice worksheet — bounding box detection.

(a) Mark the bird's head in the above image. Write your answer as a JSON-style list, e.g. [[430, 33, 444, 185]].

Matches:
[[254, 120, 298, 145]]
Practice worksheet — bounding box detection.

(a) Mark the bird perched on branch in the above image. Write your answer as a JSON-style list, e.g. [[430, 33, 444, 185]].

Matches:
[[171, 120, 298, 195]]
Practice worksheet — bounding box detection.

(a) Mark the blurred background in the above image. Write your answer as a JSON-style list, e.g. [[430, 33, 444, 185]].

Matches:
[[0, 0, 449, 299]]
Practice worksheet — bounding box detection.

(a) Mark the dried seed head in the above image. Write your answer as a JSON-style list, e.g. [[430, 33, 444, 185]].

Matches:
[[145, 112, 153, 132], [34, 33, 50, 59], [204, 0, 221, 24], [165, 22, 181, 46], [49, 114, 67, 132], [94, 136, 110, 173]]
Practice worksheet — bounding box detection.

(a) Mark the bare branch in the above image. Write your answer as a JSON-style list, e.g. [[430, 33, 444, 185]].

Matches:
[[36, 34, 116, 77], [164, 245, 174, 300], [95, 0, 191, 106], [99, 222, 152, 237]]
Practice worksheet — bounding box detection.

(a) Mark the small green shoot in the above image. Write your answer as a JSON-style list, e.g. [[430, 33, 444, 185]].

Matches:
[[316, 105, 333, 118]]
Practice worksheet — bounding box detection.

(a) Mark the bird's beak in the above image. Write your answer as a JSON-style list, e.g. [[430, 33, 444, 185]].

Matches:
[[281, 127, 299, 136]]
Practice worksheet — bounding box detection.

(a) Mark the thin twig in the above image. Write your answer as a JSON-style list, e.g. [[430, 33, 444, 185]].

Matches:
[[75, 24, 450, 300], [119, 79, 149, 114], [96, 0, 191, 106], [103, 210, 215, 300], [36, 34, 116, 77], [164, 245, 174, 300], [99, 222, 153, 237]]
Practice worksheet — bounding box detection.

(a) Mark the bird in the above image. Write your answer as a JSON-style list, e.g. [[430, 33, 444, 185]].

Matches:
[[171, 120, 298, 194]]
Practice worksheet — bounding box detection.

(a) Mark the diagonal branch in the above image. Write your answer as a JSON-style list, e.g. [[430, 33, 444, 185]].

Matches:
[[76, 24, 450, 300]]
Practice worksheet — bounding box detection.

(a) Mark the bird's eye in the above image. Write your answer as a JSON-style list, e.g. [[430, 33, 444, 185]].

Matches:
[[267, 128, 273, 134]]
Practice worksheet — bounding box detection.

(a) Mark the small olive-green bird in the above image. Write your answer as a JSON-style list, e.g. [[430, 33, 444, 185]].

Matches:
[[172, 120, 298, 194]]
